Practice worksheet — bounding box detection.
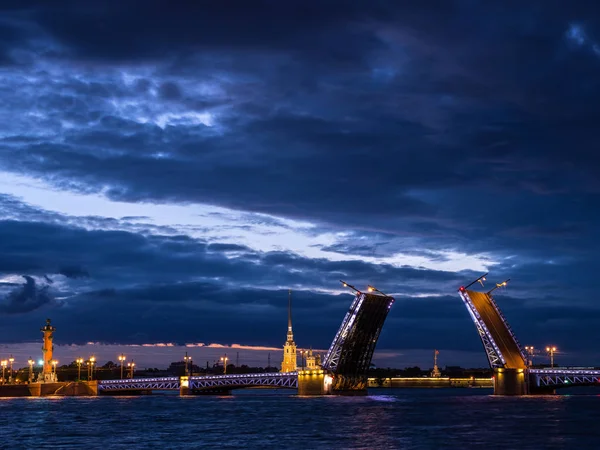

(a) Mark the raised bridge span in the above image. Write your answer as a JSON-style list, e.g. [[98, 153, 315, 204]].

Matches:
[[459, 276, 600, 395], [98, 289, 394, 396]]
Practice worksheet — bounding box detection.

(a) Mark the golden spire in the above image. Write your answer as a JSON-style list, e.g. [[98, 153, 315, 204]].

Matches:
[[287, 289, 294, 342]]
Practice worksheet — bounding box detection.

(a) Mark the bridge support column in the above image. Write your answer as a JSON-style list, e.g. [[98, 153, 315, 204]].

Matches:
[[298, 370, 332, 396], [494, 368, 528, 395], [180, 376, 191, 396]]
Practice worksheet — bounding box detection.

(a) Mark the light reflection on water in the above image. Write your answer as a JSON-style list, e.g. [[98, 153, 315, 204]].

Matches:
[[0, 388, 598, 449]]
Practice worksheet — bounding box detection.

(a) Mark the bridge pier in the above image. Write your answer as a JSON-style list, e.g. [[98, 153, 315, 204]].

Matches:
[[493, 368, 528, 395], [297, 370, 333, 395]]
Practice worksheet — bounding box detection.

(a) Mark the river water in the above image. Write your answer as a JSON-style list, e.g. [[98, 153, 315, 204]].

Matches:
[[0, 388, 598, 449]]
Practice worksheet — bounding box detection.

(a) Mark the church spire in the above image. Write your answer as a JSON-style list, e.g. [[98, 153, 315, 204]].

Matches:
[[280, 289, 297, 372]]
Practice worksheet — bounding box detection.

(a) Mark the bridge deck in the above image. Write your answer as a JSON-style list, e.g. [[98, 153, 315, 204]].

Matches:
[[467, 290, 526, 369]]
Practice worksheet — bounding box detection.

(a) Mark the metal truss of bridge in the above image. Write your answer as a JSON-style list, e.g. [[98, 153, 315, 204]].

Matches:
[[97, 373, 298, 394], [98, 377, 180, 392], [530, 369, 600, 389], [322, 291, 395, 391], [187, 372, 297, 391], [458, 284, 527, 370]]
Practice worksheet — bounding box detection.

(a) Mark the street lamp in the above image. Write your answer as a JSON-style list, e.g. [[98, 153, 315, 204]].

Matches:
[[76, 358, 84, 381], [546, 347, 557, 368], [220, 355, 229, 375], [367, 285, 390, 297], [340, 280, 361, 294], [0, 360, 6, 384], [89, 356, 96, 381], [184, 352, 192, 377], [118, 354, 126, 379], [524, 346, 535, 367], [8, 355, 14, 383], [127, 361, 136, 379], [28, 358, 34, 383]]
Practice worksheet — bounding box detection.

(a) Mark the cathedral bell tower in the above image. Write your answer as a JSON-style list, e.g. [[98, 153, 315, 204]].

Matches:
[[280, 290, 297, 372]]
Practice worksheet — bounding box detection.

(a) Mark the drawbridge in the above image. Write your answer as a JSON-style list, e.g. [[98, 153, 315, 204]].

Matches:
[[97, 283, 394, 396], [321, 288, 395, 392], [459, 275, 600, 394]]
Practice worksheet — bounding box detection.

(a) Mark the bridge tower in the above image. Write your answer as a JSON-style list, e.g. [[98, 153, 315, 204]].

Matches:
[[40, 318, 57, 383], [458, 277, 529, 395]]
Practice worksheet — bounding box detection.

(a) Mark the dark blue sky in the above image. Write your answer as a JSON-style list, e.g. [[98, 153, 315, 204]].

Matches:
[[0, 1, 599, 368]]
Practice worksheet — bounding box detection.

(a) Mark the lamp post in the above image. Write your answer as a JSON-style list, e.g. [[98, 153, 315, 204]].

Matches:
[[89, 356, 96, 381], [8, 355, 14, 383], [28, 358, 34, 383], [184, 352, 192, 377], [76, 358, 83, 381], [127, 361, 136, 379], [220, 355, 228, 375], [546, 347, 557, 368], [1, 360, 6, 384], [524, 346, 535, 367], [118, 354, 126, 379]]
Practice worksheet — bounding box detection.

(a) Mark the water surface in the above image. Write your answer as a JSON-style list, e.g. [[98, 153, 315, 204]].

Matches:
[[0, 388, 597, 449]]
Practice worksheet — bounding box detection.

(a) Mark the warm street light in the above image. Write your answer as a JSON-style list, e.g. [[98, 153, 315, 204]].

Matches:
[[487, 279, 510, 295], [0, 360, 6, 385], [8, 355, 14, 383], [220, 355, 229, 375], [89, 356, 96, 381], [524, 346, 535, 367], [28, 358, 34, 383], [76, 358, 84, 381], [367, 285, 390, 297], [184, 352, 192, 377], [118, 354, 126, 379], [127, 361, 136, 379], [340, 280, 361, 294], [51, 360, 58, 377], [546, 346, 557, 368]]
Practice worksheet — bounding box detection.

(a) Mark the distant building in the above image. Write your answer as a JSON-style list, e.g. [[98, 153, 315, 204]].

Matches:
[[280, 290, 297, 372], [304, 348, 321, 370]]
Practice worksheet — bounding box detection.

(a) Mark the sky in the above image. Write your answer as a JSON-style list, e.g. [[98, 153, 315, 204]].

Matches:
[[0, 1, 599, 370]]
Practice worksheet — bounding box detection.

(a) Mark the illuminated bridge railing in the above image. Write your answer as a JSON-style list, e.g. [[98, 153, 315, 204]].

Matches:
[[98, 377, 180, 391], [188, 372, 298, 390], [529, 368, 600, 388]]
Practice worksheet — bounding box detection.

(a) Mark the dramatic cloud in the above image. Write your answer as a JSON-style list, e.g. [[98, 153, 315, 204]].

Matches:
[[0, 1, 598, 367], [0, 275, 59, 314]]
